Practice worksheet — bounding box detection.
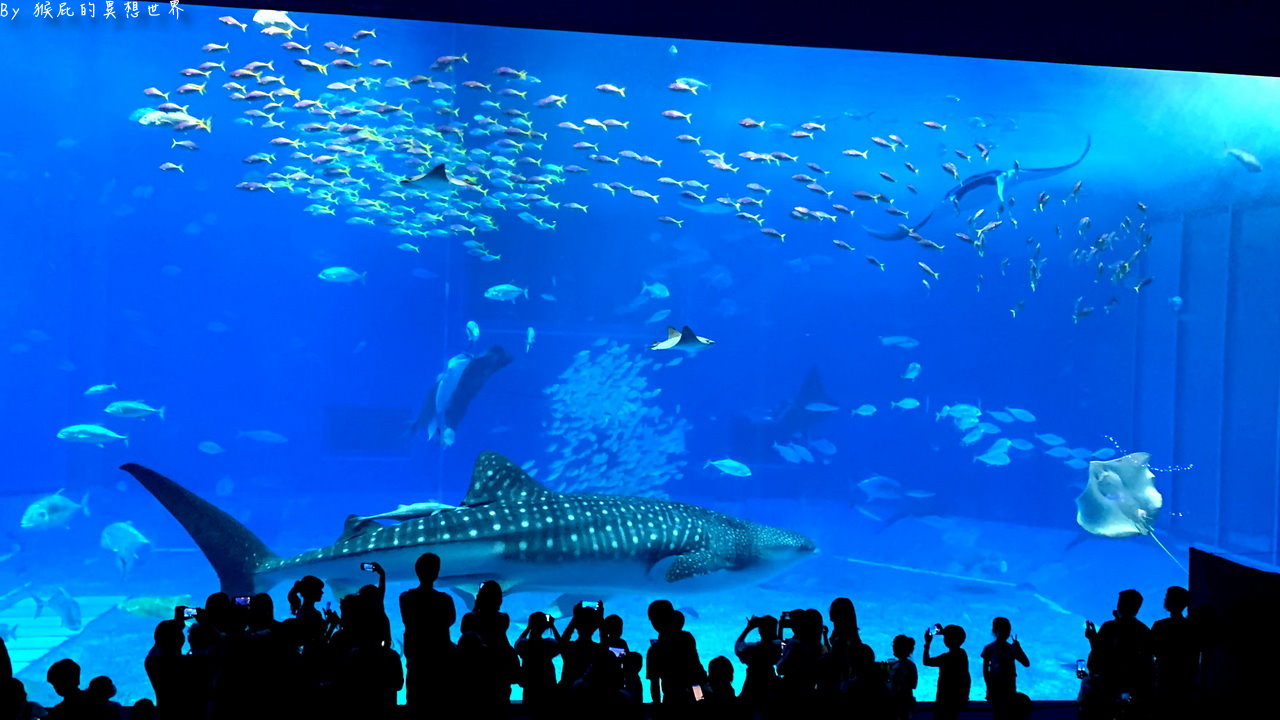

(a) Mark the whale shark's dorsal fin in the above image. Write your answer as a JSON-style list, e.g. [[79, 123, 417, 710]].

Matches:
[[463, 452, 559, 507], [338, 514, 381, 542]]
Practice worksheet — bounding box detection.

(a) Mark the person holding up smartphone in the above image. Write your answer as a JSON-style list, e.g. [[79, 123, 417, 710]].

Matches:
[[516, 611, 562, 711], [923, 624, 970, 720], [981, 616, 1030, 720]]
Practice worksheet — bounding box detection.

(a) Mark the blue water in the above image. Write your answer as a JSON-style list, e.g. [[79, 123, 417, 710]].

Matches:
[[3, 4, 1278, 706]]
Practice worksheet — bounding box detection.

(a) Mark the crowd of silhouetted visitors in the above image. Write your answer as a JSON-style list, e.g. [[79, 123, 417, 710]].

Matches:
[[0, 553, 1212, 719]]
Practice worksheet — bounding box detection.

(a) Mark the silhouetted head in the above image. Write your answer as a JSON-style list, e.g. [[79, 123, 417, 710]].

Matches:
[[87, 676, 116, 701], [415, 553, 441, 584], [1117, 589, 1143, 618], [942, 624, 966, 649], [459, 613, 479, 635], [5, 678, 27, 705], [46, 658, 80, 697], [132, 698, 157, 720], [476, 581, 503, 613], [527, 611, 548, 633], [249, 593, 275, 626], [648, 599, 674, 631], [154, 619, 185, 652], [601, 614, 623, 640], [298, 576, 324, 603], [755, 615, 779, 641], [855, 642, 877, 671], [829, 597, 857, 629], [992, 616, 1012, 639], [624, 650, 643, 674], [709, 656, 734, 685], [573, 604, 601, 636], [893, 634, 915, 659], [188, 621, 218, 652], [1164, 586, 1189, 615], [671, 610, 686, 631]]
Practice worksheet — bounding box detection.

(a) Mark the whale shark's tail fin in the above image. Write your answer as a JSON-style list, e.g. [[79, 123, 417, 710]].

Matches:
[[120, 463, 276, 595]]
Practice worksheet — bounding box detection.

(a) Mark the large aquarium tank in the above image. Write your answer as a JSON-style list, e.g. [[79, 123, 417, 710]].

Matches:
[[3, 3, 1278, 706]]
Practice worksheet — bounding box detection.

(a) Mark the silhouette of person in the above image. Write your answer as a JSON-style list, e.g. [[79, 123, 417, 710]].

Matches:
[[922, 624, 970, 720], [887, 634, 918, 720], [981, 616, 1029, 719], [355, 561, 389, 645], [621, 651, 644, 707], [400, 553, 457, 715], [839, 642, 890, 719], [455, 613, 507, 718], [131, 698, 158, 720], [560, 601, 609, 694], [145, 619, 186, 719], [735, 615, 782, 713], [645, 600, 675, 704], [45, 658, 95, 720], [516, 611, 562, 713], [0, 634, 9, 681], [600, 614, 630, 653], [705, 655, 738, 711], [1086, 588, 1152, 716], [3, 678, 46, 720], [462, 580, 518, 706], [821, 597, 868, 697], [1151, 585, 1196, 720], [776, 609, 824, 708], [86, 676, 122, 719]]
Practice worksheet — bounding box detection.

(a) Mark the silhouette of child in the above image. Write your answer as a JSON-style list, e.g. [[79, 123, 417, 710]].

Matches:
[[981, 617, 1030, 720], [888, 634, 918, 720], [923, 624, 970, 720]]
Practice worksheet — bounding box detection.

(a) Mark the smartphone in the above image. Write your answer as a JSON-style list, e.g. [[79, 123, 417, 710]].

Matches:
[[183, 607, 200, 620], [233, 596, 252, 607], [582, 601, 602, 611], [361, 562, 376, 572], [691, 685, 704, 702], [1075, 659, 1087, 678], [932, 623, 945, 635], [608, 646, 627, 658]]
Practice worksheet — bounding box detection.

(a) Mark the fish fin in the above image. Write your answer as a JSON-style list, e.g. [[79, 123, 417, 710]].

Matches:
[[338, 515, 381, 543], [461, 452, 558, 507], [157, 406, 166, 421], [32, 593, 45, 619], [656, 549, 718, 583], [425, 163, 449, 183], [665, 326, 680, 340], [119, 463, 278, 595], [449, 586, 478, 612]]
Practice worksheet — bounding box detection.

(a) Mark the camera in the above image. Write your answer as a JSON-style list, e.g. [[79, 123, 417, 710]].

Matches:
[[233, 596, 251, 607], [1075, 659, 1087, 679], [361, 562, 376, 572]]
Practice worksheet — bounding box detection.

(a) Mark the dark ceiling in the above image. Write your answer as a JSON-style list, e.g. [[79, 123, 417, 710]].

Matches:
[[185, 0, 1280, 77]]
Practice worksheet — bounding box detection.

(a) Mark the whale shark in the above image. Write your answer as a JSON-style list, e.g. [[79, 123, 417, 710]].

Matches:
[[864, 135, 1092, 240], [119, 452, 817, 598]]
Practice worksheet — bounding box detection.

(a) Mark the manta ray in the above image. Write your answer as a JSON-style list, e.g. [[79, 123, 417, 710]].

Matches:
[[864, 135, 1092, 240], [650, 326, 715, 353], [413, 345, 512, 446], [1074, 451, 1184, 571], [400, 163, 482, 191], [119, 452, 817, 599]]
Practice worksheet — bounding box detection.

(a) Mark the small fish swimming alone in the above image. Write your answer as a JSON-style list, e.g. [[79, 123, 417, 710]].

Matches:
[[83, 383, 117, 396], [901, 362, 921, 381], [804, 403, 840, 412], [100, 521, 152, 577], [891, 398, 921, 410], [357, 502, 459, 522], [105, 400, 166, 421], [705, 459, 752, 477], [466, 320, 481, 344], [238, 429, 289, 443], [57, 424, 128, 447], [484, 284, 528, 302], [48, 588, 82, 632], [852, 404, 877, 417], [318, 267, 367, 284], [1225, 146, 1262, 172], [21, 490, 90, 529], [197, 441, 224, 455]]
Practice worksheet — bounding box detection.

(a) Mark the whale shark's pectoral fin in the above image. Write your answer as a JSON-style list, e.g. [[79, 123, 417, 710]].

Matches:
[[650, 549, 721, 583], [995, 173, 1008, 204], [449, 586, 478, 612]]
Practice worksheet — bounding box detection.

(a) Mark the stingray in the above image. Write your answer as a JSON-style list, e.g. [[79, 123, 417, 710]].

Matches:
[[864, 135, 1091, 240], [1075, 452, 1184, 571]]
